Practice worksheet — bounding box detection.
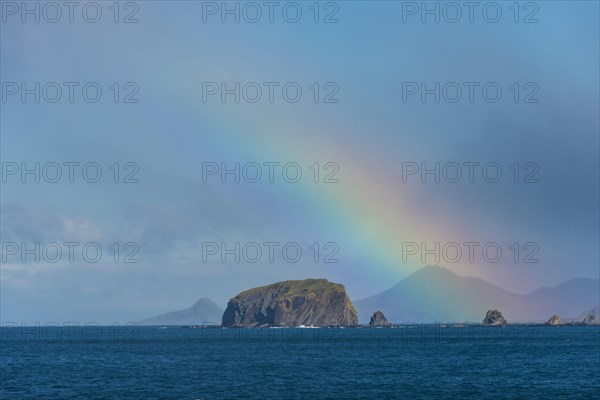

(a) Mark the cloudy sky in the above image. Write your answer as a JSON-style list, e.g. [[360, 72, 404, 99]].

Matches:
[[1, 1, 598, 324]]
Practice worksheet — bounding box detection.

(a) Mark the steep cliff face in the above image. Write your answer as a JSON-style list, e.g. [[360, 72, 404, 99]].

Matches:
[[221, 279, 358, 327]]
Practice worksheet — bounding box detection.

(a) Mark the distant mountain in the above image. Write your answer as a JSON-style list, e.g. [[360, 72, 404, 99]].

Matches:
[[137, 298, 223, 325], [354, 266, 599, 323], [526, 280, 599, 321]]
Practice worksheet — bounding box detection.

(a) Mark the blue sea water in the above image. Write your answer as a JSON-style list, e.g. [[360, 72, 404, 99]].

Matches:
[[1, 325, 599, 399]]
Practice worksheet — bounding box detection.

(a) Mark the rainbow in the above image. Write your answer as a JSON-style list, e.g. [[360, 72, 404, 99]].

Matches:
[[167, 92, 487, 288]]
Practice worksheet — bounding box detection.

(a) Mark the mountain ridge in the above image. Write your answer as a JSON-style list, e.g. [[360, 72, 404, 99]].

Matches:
[[354, 265, 599, 323], [137, 297, 223, 325]]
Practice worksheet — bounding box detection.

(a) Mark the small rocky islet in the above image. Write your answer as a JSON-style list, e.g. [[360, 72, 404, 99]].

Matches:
[[546, 315, 565, 325], [369, 310, 392, 327], [482, 309, 507, 326], [479, 310, 600, 326], [581, 314, 598, 325]]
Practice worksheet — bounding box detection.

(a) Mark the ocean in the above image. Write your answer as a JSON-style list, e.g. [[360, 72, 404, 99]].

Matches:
[[1, 325, 599, 399]]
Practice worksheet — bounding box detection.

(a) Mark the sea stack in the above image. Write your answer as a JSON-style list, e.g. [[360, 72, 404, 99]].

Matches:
[[546, 315, 565, 326], [221, 279, 358, 327], [482, 309, 507, 326], [369, 311, 392, 327]]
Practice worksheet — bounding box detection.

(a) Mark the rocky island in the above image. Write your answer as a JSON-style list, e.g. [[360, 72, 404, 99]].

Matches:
[[546, 315, 565, 326], [577, 305, 600, 325], [482, 309, 507, 326], [369, 310, 392, 327], [581, 314, 599, 325], [221, 279, 358, 327]]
